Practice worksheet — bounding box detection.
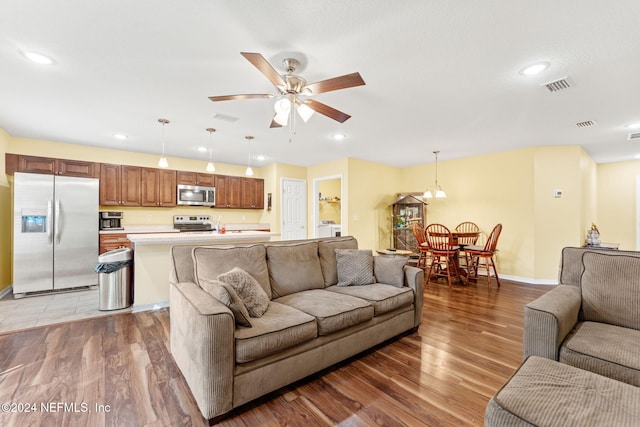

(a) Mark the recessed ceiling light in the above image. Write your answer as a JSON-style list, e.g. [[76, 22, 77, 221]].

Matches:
[[626, 122, 640, 130], [113, 133, 128, 140], [634, 154, 640, 159], [196, 146, 207, 152], [21, 50, 55, 65], [520, 62, 549, 76], [256, 155, 266, 161], [332, 133, 346, 141]]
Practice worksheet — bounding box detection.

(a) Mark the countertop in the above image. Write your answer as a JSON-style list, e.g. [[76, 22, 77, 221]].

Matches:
[[127, 230, 279, 245], [99, 223, 271, 234]]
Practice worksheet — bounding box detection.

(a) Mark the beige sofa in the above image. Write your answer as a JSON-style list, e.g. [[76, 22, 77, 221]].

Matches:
[[524, 247, 640, 385], [168, 236, 423, 423]]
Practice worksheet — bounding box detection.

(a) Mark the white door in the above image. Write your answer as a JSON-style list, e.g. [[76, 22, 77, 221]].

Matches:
[[281, 178, 306, 240]]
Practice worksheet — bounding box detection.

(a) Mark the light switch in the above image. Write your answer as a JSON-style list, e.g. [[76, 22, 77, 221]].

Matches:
[[553, 189, 563, 198]]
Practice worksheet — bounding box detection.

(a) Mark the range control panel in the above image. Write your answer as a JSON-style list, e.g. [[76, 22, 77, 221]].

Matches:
[[173, 215, 211, 225]]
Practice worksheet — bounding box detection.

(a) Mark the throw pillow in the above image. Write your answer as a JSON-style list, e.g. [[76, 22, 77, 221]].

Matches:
[[218, 267, 270, 317], [199, 279, 252, 327], [374, 255, 408, 287], [335, 249, 375, 287]]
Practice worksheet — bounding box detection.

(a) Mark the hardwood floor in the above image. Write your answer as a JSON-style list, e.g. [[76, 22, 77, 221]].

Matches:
[[0, 278, 550, 427]]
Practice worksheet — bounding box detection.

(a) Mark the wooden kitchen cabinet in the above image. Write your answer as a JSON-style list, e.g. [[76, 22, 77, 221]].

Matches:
[[214, 174, 242, 208], [100, 164, 142, 206], [241, 177, 264, 209], [176, 171, 215, 187], [141, 168, 177, 207], [5, 154, 98, 178], [99, 233, 131, 254]]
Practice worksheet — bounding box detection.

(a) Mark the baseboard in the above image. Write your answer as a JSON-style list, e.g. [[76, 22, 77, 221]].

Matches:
[[498, 274, 557, 285], [131, 300, 169, 313], [0, 285, 13, 299]]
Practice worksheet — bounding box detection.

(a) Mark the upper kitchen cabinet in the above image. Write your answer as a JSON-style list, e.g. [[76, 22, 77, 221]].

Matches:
[[214, 174, 242, 208], [241, 177, 264, 209], [100, 164, 142, 206], [140, 168, 177, 207], [176, 171, 215, 187], [5, 154, 99, 178]]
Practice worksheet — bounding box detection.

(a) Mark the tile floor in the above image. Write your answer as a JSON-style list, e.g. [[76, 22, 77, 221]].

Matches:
[[0, 288, 132, 335]]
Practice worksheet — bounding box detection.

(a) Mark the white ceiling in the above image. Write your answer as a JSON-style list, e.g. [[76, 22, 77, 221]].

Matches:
[[2, 1, 640, 168]]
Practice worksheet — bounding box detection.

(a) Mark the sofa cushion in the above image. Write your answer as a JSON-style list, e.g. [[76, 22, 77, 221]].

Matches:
[[192, 245, 272, 299], [559, 321, 640, 387], [266, 241, 325, 298], [373, 256, 408, 287], [218, 267, 270, 318], [274, 289, 374, 336], [318, 237, 359, 286], [336, 249, 375, 287], [234, 302, 317, 364], [199, 279, 252, 327], [580, 252, 640, 330], [326, 284, 414, 316]]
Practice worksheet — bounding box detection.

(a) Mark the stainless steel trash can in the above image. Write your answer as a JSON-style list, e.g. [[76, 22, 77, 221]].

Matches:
[[96, 247, 132, 310]]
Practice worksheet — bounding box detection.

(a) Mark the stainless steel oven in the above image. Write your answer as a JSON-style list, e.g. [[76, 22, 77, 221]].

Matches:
[[177, 184, 216, 206]]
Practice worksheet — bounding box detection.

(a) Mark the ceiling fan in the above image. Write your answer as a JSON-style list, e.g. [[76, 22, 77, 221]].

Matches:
[[209, 52, 366, 129]]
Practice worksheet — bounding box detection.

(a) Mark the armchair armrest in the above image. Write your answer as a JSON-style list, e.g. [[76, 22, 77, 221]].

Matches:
[[169, 281, 235, 420], [523, 285, 581, 360], [404, 265, 424, 327]]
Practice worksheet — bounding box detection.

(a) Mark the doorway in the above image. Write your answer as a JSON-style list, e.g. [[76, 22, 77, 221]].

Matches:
[[313, 175, 343, 238]]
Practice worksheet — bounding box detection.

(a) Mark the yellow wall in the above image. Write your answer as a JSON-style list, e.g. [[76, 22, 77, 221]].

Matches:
[[0, 129, 12, 292], [597, 160, 640, 250]]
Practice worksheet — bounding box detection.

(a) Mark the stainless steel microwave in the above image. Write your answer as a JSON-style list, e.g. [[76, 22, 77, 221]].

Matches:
[[177, 184, 216, 206]]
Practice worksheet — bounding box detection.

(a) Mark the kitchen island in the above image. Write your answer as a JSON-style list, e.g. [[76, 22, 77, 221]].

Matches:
[[127, 230, 279, 307]]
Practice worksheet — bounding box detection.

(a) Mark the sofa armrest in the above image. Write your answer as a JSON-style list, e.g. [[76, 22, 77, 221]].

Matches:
[[169, 281, 235, 420], [404, 265, 424, 327], [523, 284, 581, 361]]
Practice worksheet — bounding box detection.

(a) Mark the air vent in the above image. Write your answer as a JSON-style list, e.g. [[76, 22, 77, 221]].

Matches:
[[628, 133, 640, 141], [544, 78, 570, 92], [212, 112, 239, 122], [576, 120, 595, 128]]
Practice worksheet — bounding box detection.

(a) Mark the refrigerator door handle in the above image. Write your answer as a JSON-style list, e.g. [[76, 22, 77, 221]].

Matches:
[[47, 199, 53, 244], [54, 199, 61, 244]]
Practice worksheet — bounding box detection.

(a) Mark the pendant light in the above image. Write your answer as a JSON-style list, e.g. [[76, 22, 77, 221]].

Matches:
[[424, 151, 446, 199], [245, 136, 254, 176], [157, 118, 170, 168], [205, 128, 216, 172]]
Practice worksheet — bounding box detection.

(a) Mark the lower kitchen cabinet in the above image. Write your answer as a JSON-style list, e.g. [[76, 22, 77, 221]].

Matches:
[[99, 233, 131, 254]]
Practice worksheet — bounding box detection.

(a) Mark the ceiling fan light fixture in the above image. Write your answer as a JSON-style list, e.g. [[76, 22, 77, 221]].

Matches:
[[296, 102, 314, 122]]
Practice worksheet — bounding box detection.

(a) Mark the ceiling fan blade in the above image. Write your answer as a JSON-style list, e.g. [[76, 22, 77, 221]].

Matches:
[[240, 52, 286, 88], [304, 99, 351, 123], [269, 114, 283, 128], [208, 94, 274, 102], [304, 72, 365, 95]]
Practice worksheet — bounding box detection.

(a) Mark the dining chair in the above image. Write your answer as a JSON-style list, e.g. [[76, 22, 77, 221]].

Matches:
[[465, 223, 503, 288], [412, 222, 430, 268], [424, 223, 461, 288], [454, 221, 480, 245]]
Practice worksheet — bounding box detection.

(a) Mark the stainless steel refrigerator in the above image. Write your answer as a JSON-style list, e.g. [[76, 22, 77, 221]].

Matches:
[[13, 172, 99, 297]]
